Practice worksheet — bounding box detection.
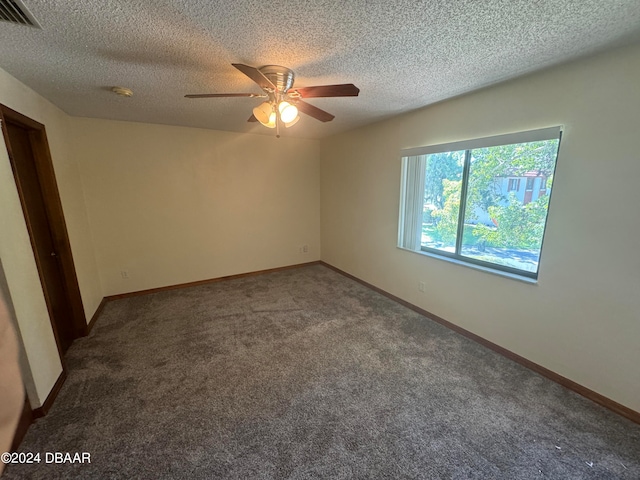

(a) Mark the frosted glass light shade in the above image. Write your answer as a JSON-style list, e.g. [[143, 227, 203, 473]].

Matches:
[[278, 101, 299, 124], [284, 115, 300, 128], [253, 102, 276, 128]]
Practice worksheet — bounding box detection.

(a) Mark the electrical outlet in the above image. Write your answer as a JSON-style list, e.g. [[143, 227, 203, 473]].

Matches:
[[121, 270, 129, 279], [418, 281, 426, 293], [302, 244, 309, 254]]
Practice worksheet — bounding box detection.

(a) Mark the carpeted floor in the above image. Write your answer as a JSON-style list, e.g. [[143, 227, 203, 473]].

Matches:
[[5, 264, 640, 479]]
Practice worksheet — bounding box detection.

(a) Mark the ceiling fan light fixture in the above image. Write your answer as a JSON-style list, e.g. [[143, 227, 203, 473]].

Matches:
[[253, 102, 277, 128], [265, 111, 277, 128], [278, 101, 298, 124], [284, 115, 300, 128]]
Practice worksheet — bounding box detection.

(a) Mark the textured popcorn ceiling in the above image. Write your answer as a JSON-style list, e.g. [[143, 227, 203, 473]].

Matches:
[[1, 0, 639, 139]]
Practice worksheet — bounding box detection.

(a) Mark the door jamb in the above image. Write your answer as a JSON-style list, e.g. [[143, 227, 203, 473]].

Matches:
[[0, 104, 87, 358]]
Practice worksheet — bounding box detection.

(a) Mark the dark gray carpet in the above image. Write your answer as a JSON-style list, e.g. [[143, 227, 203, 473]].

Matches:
[[5, 265, 640, 479]]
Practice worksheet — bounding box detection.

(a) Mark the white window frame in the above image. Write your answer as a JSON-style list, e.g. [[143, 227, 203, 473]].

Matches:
[[398, 126, 563, 281]]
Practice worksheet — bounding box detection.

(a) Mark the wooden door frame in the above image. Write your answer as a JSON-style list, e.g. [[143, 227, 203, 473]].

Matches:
[[0, 104, 87, 358]]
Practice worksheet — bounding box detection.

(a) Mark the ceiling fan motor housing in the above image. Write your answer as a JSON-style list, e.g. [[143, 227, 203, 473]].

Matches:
[[259, 65, 295, 93]]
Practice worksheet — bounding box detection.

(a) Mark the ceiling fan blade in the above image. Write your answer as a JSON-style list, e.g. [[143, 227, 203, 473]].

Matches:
[[292, 84, 360, 98], [248, 114, 258, 122], [296, 100, 335, 122], [185, 93, 265, 98], [232, 63, 276, 91]]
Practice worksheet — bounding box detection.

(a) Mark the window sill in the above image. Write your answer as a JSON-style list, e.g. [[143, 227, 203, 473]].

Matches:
[[397, 246, 538, 285]]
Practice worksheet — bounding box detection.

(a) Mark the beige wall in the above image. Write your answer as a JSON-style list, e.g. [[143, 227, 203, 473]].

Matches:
[[72, 118, 321, 295], [0, 68, 320, 405], [320, 43, 640, 411], [0, 68, 102, 406]]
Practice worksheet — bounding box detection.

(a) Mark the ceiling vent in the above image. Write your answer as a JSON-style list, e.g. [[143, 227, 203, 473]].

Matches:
[[0, 0, 40, 27]]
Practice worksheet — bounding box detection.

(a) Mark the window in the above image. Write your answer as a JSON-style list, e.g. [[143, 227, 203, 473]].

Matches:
[[525, 177, 535, 190], [539, 176, 547, 193], [508, 178, 521, 192], [399, 127, 561, 279]]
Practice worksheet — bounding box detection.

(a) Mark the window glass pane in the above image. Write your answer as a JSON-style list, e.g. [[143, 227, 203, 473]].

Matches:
[[460, 139, 559, 273], [421, 151, 465, 253], [526, 177, 535, 190]]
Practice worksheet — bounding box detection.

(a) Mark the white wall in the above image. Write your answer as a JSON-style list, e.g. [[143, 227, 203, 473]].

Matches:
[[0, 68, 103, 406], [72, 118, 321, 295], [320, 43, 640, 412]]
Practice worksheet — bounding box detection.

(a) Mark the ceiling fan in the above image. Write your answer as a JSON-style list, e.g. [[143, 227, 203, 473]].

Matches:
[[185, 64, 359, 137]]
